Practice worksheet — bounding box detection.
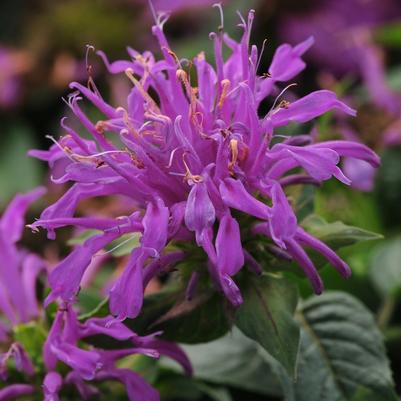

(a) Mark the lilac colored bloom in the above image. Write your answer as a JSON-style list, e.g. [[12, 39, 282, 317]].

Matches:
[[42, 303, 191, 399], [279, 0, 401, 114], [0, 47, 24, 108], [0, 187, 46, 325], [31, 9, 380, 317], [0, 189, 189, 401]]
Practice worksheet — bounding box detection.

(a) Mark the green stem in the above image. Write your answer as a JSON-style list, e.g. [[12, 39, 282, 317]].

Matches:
[[377, 296, 396, 330]]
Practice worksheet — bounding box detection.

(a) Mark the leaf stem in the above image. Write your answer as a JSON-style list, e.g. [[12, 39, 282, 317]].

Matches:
[[377, 296, 396, 330]]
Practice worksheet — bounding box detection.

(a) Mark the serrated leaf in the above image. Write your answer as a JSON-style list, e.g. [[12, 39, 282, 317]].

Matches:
[[235, 274, 299, 376], [369, 236, 401, 298], [176, 328, 282, 397], [302, 215, 382, 249], [276, 292, 398, 401]]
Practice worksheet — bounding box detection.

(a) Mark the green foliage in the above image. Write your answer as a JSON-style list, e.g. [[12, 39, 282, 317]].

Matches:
[[375, 23, 401, 47], [369, 236, 401, 298], [302, 215, 382, 249], [235, 274, 300, 376], [125, 288, 232, 344], [13, 321, 47, 368], [0, 126, 42, 207], [177, 328, 282, 397], [273, 292, 399, 401]]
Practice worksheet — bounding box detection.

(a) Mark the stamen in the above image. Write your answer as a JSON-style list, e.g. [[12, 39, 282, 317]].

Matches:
[[166, 147, 182, 168], [256, 39, 268, 73], [85, 44, 101, 97], [177, 68, 197, 115], [269, 83, 297, 114], [166, 49, 182, 68], [45, 135, 75, 162], [218, 79, 231, 109], [95, 233, 139, 257], [147, 0, 158, 25], [182, 154, 203, 183], [213, 3, 224, 32], [116, 106, 140, 137], [228, 138, 239, 175], [125, 68, 160, 112]]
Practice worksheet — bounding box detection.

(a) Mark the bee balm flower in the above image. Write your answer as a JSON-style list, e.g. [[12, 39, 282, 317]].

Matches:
[[30, 9, 380, 320]]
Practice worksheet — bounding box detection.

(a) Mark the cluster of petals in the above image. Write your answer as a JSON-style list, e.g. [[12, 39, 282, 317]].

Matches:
[[30, 10, 380, 322], [0, 190, 190, 401]]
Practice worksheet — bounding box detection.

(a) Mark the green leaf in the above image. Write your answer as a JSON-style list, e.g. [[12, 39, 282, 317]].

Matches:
[[78, 296, 109, 321], [68, 229, 101, 246], [125, 288, 232, 344], [375, 23, 401, 47], [369, 236, 401, 298], [235, 274, 300, 376], [175, 328, 282, 397], [276, 292, 399, 401], [0, 125, 42, 207], [302, 215, 382, 249], [13, 322, 47, 366]]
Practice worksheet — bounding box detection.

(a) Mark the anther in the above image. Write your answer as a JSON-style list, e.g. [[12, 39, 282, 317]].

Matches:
[[228, 139, 239, 175], [218, 79, 231, 109], [182, 154, 203, 183]]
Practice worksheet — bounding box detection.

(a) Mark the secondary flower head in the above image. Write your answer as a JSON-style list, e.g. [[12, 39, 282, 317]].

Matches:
[[279, 0, 401, 114], [0, 47, 31, 109], [30, 8, 380, 321], [0, 189, 190, 400]]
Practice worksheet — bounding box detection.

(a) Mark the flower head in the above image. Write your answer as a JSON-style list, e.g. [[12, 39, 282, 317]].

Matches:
[[279, 0, 401, 113], [31, 9, 380, 320], [0, 189, 189, 400]]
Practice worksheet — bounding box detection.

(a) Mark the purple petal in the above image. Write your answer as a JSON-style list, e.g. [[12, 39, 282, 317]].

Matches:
[[295, 228, 351, 278], [81, 316, 135, 340], [43, 372, 63, 401], [47, 230, 121, 304], [141, 198, 169, 252], [216, 213, 244, 276], [285, 238, 324, 294], [270, 90, 356, 127], [50, 340, 102, 380], [311, 140, 380, 168], [0, 187, 46, 243], [342, 157, 376, 192], [0, 384, 35, 401], [184, 182, 215, 243], [220, 178, 269, 220], [268, 37, 314, 82], [268, 182, 298, 248], [109, 248, 150, 320], [97, 368, 159, 401], [146, 339, 192, 376]]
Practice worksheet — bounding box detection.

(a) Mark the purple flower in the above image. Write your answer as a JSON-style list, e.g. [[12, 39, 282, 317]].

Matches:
[[279, 0, 401, 114], [31, 9, 379, 317], [0, 47, 30, 109], [0, 189, 190, 401], [42, 303, 191, 400], [0, 187, 46, 325]]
